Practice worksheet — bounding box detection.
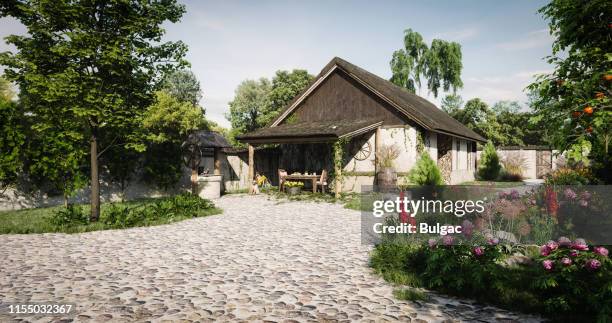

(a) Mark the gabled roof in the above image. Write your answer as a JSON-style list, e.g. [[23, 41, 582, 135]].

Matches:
[[270, 57, 486, 142], [187, 130, 231, 148], [236, 118, 383, 144]]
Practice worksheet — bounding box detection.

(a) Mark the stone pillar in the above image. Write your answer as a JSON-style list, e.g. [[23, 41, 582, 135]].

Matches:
[[248, 144, 255, 193]]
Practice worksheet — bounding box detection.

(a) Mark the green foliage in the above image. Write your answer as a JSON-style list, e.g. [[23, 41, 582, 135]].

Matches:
[[0, 0, 189, 219], [408, 153, 444, 185], [390, 28, 463, 97], [226, 78, 271, 145], [161, 69, 203, 107], [0, 194, 220, 234], [0, 75, 14, 101], [478, 141, 501, 180], [142, 142, 184, 191], [226, 70, 313, 146], [101, 193, 216, 228], [50, 204, 88, 227], [0, 96, 24, 192], [527, 0, 612, 179], [544, 168, 594, 185], [440, 94, 463, 114], [143, 90, 207, 144]]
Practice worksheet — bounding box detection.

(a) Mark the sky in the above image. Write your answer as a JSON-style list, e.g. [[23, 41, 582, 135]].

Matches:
[[0, 0, 555, 128]]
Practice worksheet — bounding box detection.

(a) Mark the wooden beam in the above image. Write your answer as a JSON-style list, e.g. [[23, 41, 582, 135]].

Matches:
[[375, 126, 381, 182], [334, 141, 342, 198], [248, 144, 254, 193], [213, 148, 221, 175]]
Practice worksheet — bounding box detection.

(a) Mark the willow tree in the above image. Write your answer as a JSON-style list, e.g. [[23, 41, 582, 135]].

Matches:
[[0, 0, 188, 221], [390, 28, 463, 97]]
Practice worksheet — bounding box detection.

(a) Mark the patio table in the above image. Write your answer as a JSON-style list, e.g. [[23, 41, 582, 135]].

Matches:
[[283, 174, 319, 193]]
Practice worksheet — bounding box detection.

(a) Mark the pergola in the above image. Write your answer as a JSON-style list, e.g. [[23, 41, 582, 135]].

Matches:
[[237, 119, 383, 197]]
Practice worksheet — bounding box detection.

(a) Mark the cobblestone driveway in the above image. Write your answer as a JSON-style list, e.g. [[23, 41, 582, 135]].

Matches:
[[0, 195, 541, 322]]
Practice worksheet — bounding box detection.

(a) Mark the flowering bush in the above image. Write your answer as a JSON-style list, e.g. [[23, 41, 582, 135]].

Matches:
[[545, 167, 595, 185], [531, 237, 612, 320]]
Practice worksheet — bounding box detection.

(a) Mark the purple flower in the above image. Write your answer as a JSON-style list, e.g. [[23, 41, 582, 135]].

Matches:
[[579, 199, 588, 207], [572, 238, 589, 251], [442, 235, 455, 246], [428, 238, 437, 248], [542, 260, 554, 271], [462, 220, 474, 238], [561, 257, 572, 266], [557, 236, 571, 247], [546, 240, 559, 251], [564, 188, 577, 200], [540, 245, 552, 256], [510, 190, 520, 200], [594, 246, 609, 257], [569, 250, 579, 257], [580, 191, 592, 200], [487, 237, 499, 245], [585, 259, 601, 271]]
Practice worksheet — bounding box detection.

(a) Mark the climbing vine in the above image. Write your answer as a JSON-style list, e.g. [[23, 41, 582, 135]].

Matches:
[[416, 130, 425, 154]]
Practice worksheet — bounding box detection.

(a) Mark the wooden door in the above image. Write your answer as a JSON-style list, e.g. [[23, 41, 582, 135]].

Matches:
[[536, 150, 552, 178]]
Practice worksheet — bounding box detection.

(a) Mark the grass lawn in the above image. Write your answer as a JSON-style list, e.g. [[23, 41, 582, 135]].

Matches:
[[0, 196, 222, 234], [460, 180, 525, 188]]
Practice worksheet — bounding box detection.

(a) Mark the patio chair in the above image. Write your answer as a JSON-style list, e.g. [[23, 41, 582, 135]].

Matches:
[[278, 169, 288, 192], [317, 169, 328, 193]]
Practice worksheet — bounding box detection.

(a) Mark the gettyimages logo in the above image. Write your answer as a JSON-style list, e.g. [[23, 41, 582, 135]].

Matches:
[[360, 185, 612, 245]]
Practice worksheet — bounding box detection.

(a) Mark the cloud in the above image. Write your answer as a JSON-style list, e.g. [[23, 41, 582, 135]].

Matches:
[[432, 27, 479, 42], [496, 29, 553, 51]]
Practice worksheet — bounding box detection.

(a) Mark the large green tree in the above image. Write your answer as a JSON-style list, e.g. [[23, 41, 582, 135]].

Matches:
[[226, 70, 313, 145], [162, 69, 202, 107], [0, 89, 24, 194], [0, 0, 188, 220], [390, 28, 463, 97], [527, 0, 611, 179]]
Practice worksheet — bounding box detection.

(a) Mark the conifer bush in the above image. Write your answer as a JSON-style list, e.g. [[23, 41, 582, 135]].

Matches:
[[478, 141, 501, 180], [408, 153, 444, 185]]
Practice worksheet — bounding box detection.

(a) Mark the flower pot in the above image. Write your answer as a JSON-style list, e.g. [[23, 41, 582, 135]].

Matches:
[[377, 167, 397, 190], [288, 187, 302, 195]]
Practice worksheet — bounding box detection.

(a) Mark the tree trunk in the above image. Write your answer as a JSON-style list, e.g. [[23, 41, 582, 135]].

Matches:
[[63, 193, 68, 208], [90, 131, 100, 222]]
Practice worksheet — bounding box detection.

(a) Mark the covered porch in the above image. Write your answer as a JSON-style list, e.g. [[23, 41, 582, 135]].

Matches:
[[237, 119, 383, 197]]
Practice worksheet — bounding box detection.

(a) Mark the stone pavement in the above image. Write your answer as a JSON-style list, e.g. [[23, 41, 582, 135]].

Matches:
[[0, 194, 542, 322]]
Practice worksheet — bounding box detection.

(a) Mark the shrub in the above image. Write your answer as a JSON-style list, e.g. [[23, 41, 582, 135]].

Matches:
[[408, 153, 444, 185], [532, 238, 612, 321], [500, 154, 525, 181], [50, 204, 88, 226], [545, 167, 594, 185], [478, 141, 501, 180]]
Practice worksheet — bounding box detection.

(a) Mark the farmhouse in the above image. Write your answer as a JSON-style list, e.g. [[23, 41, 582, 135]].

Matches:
[[228, 57, 485, 194]]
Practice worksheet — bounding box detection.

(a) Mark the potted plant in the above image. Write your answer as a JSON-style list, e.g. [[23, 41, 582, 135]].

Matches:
[[285, 181, 304, 195], [374, 144, 401, 189]]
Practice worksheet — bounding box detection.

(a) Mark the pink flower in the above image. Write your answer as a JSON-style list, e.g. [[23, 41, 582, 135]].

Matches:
[[585, 259, 601, 271], [428, 238, 437, 248], [542, 260, 554, 271], [540, 245, 552, 256], [579, 199, 588, 207], [563, 188, 577, 200], [442, 235, 454, 246], [571, 238, 589, 251], [569, 250, 579, 257], [487, 237, 499, 245], [557, 236, 571, 247], [473, 246, 485, 257], [594, 246, 609, 257], [462, 220, 474, 238], [561, 257, 572, 266], [546, 240, 559, 251], [580, 191, 592, 200]]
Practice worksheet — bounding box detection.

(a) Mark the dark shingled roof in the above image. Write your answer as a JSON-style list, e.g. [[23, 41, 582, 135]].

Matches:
[[236, 118, 383, 143], [187, 130, 231, 148], [266, 57, 486, 142]]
